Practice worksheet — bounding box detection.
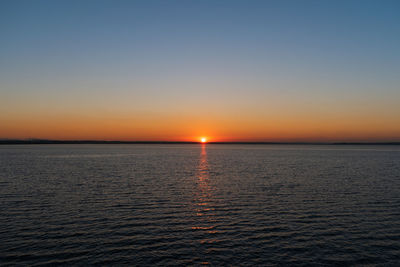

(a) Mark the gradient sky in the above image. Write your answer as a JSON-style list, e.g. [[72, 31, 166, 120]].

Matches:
[[1, 0, 400, 142]]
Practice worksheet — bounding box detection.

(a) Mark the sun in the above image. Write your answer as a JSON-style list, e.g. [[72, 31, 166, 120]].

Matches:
[[201, 137, 207, 143]]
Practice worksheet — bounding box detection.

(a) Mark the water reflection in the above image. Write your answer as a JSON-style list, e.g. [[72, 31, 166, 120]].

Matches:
[[195, 144, 212, 215], [192, 144, 220, 258]]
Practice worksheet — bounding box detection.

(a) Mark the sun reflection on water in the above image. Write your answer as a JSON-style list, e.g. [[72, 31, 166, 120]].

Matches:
[[192, 143, 221, 261], [195, 144, 212, 216]]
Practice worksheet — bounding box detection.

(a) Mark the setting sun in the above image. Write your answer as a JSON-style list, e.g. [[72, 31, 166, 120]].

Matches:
[[201, 137, 207, 143]]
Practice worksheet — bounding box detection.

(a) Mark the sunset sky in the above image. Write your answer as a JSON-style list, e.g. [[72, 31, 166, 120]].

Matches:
[[1, 0, 399, 142]]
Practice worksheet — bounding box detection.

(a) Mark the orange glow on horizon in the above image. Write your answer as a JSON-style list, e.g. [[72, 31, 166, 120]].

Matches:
[[201, 137, 207, 143], [0, 110, 399, 142]]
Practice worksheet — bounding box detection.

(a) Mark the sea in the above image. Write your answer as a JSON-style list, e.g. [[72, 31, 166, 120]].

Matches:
[[1, 144, 399, 266]]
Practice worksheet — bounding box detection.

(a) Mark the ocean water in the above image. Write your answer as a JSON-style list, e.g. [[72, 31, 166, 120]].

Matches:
[[0, 144, 400, 266]]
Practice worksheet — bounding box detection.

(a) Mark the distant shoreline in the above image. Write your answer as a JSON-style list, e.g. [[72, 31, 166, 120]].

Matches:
[[0, 140, 399, 145]]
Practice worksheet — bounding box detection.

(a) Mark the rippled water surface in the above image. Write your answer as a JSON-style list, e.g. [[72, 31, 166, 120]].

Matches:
[[1, 144, 400, 265]]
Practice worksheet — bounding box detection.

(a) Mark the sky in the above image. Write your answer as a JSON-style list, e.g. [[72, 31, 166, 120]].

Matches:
[[1, 0, 399, 142]]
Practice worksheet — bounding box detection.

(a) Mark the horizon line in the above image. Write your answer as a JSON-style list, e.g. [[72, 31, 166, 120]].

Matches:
[[1, 139, 399, 145]]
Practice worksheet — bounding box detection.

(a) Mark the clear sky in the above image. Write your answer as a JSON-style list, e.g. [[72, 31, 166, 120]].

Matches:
[[1, 0, 399, 142]]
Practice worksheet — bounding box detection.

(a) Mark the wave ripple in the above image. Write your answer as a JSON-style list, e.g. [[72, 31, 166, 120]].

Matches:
[[1, 144, 400, 265]]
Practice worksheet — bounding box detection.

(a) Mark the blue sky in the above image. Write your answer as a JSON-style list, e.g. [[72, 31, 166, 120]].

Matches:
[[1, 0, 400, 141]]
